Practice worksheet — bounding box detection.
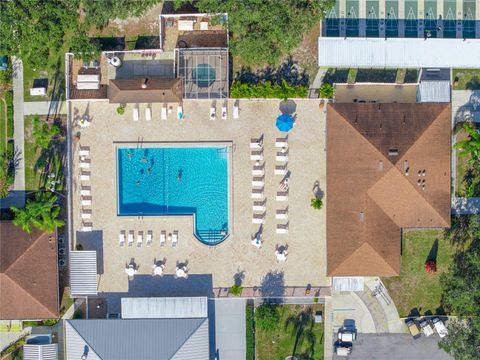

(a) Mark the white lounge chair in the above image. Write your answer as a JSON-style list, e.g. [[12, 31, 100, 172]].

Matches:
[[210, 106, 216, 120], [276, 152, 288, 162], [128, 231, 134, 246], [79, 160, 90, 169], [251, 188, 264, 199], [137, 231, 143, 247], [276, 191, 288, 201], [79, 149, 90, 157], [250, 138, 263, 149], [82, 222, 92, 232], [276, 209, 288, 219], [133, 107, 139, 121], [251, 150, 263, 161], [80, 171, 90, 181], [253, 201, 266, 212], [221, 106, 227, 119], [233, 104, 239, 119], [275, 137, 288, 148], [81, 197, 92, 206], [252, 177, 264, 187], [119, 231, 126, 246], [252, 165, 264, 176], [161, 106, 167, 120], [80, 187, 91, 196], [81, 210, 91, 219], [276, 224, 289, 234], [172, 231, 178, 247], [177, 105, 183, 120], [274, 165, 288, 175], [252, 213, 265, 224], [146, 230, 153, 246], [145, 107, 152, 121], [160, 231, 166, 246]]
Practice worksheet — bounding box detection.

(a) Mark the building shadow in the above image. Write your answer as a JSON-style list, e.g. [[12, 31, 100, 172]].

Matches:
[[76, 230, 104, 274]]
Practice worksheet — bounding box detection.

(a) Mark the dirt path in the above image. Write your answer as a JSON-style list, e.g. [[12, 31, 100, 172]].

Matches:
[[0, 96, 7, 151]]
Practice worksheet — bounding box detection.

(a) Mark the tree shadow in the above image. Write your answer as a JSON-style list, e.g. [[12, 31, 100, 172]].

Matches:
[[312, 180, 324, 200], [445, 215, 478, 248], [284, 306, 316, 358], [465, 76, 480, 90], [234, 269, 245, 287], [260, 270, 285, 299], [407, 307, 421, 317], [426, 239, 439, 263], [235, 58, 309, 86]]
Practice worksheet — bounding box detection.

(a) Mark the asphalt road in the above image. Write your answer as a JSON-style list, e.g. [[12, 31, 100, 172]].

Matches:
[[333, 333, 452, 360]]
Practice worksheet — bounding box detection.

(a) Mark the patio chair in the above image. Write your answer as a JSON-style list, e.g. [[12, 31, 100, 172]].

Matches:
[[210, 106, 216, 120], [146, 230, 153, 246], [119, 231, 126, 246], [81, 210, 91, 219], [252, 165, 264, 176], [133, 106, 139, 121], [79, 160, 90, 169], [80, 187, 91, 196], [275, 137, 288, 148], [177, 105, 183, 120], [250, 150, 263, 161], [276, 152, 288, 162], [250, 138, 263, 149], [137, 231, 143, 247], [160, 231, 166, 246], [161, 106, 167, 120], [145, 107, 152, 121], [79, 148, 90, 157], [81, 196, 92, 206], [276, 209, 288, 220], [82, 222, 92, 232], [274, 165, 288, 175], [233, 104, 239, 119], [221, 106, 227, 120], [252, 177, 264, 187], [276, 191, 288, 201], [253, 201, 266, 212], [251, 188, 264, 199], [252, 213, 266, 224], [276, 223, 289, 234], [128, 231, 134, 246], [172, 231, 178, 247], [80, 171, 90, 181]]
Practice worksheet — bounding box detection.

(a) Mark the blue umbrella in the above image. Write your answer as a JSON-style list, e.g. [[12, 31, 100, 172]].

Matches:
[[276, 113, 295, 132]]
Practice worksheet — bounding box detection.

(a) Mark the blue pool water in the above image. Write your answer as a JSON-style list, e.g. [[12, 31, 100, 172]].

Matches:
[[117, 147, 229, 245]]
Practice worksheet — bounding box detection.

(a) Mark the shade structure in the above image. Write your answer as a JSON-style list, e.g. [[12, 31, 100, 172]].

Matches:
[[276, 114, 295, 132]]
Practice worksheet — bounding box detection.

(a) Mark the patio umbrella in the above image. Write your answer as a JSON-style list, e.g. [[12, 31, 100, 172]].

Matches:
[[276, 113, 295, 132]]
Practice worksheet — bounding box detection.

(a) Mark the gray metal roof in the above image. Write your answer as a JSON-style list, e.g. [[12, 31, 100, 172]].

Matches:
[[121, 297, 208, 319], [318, 37, 480, 68], [65, 318, 209, 360], [417, 81, 451, 103], [23, 344, 58, 360], [69, 251, 97, 296]]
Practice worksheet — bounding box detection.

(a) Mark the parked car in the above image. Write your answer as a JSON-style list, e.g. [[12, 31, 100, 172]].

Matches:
[[406, 319, 421, 339], [419, 319, 434, 337], [432, 317, 448, 338]]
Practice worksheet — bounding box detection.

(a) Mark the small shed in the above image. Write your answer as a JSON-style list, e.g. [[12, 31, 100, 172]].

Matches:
[[69, 250, 98, 296]]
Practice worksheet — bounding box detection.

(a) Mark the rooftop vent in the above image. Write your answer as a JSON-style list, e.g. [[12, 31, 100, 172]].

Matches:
[[378, 160, 384, 171], [388, 148, 399, 156], [141, 78, 149, 89], [404, 160, 409, 176], [359, 212, 365, 222]]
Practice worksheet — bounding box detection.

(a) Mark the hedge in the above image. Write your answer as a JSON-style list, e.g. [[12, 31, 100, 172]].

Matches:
[[230, 79, 308, 99], [246, 303, 255, 360]]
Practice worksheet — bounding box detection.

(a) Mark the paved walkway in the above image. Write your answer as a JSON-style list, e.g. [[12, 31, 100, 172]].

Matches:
[[24, 101, 66, 116]]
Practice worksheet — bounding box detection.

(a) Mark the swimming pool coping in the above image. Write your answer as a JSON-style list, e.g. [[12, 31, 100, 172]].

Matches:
[[113, 141, 233, 247]]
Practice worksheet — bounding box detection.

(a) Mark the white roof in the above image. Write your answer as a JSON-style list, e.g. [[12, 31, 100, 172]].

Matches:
[[318, 37, 480, 68], [121, 297, 208, 319], [69, 251, 97, 296], [417, 81, 451, 103], [23, 344, 58, 360]]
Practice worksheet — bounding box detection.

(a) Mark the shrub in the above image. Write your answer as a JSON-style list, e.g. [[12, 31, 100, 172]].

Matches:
[[311, 198, 323, 210], [32, 116, 60, 149], [246, 304, 254, 360], [72, 309, 83, 319], [255, 304, 280, 331], [319, 83, 334, 98], [75, 243, 84, 250], [230, 80, 308, 99], [229, 284, 243, 296], [116, 104, 125, 115], [42, 319, 58, 326]]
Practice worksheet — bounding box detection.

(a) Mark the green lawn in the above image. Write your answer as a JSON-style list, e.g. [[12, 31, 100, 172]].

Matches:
[[246, 303, 254, 360], [256, 304, 324, 360], [383, 229, 456, 317], [452, 69, 480, 90], [24, 115, 42, 190], [0, 91, 13, 151]]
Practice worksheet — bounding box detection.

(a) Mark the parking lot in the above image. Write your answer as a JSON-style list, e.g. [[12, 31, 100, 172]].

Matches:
[[333, 334, 452, 360]]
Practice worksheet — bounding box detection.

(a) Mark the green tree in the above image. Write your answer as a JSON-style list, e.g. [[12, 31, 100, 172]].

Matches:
[[319, 83, 334, 98], [195, 0, 335, 65], [32, 116, 60, 150], [11, 191, 64, 234], [70, 32, 100, 63], [229, 284, 243, 296], [284, 307, 316, 357], [439, 319, 480, 360], [0, 0, 79, 68], [311, 198, 323, 210], [255, 304, 280, 331], [455, 122, 480, 165]]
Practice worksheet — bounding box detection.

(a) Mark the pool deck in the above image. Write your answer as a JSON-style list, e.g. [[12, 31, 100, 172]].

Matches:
[[70, 99, 329, 295]]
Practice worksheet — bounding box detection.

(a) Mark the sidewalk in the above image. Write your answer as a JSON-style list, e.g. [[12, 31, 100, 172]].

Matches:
[[24, 101, 66, 116], [11, 57, 25, 206]]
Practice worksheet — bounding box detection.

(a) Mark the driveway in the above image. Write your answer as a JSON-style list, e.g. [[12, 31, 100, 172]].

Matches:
[[333, 334, 452, 360], [209, 298, 246, 360]]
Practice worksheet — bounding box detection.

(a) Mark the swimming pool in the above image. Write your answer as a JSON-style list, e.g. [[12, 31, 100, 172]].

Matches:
[[117, 146, 229, 245]]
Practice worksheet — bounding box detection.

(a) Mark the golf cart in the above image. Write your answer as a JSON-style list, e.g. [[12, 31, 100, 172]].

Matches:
[[419, 319, 434, 337], [432, 317, 448, 338], [406, 319, 421, 339]]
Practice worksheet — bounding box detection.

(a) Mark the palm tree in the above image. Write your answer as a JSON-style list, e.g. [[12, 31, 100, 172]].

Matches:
[[455, 122, 480, 164], [284, 307, 316, 358], [11, 191, 64, 234]]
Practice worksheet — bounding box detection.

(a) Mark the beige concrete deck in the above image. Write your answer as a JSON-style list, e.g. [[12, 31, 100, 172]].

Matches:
[[70, 99, 329, 293]]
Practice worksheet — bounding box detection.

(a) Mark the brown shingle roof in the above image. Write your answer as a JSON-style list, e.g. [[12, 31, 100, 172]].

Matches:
[[108, 78, 183, 103], [326, 103, 451, 277], [0, 222, 59, 319]]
